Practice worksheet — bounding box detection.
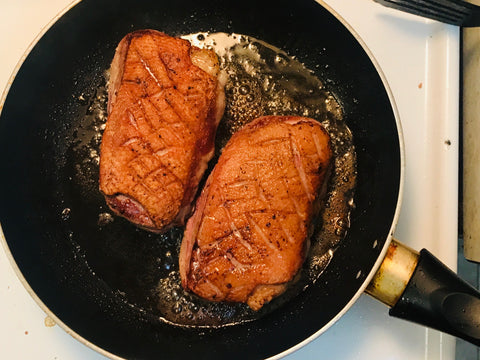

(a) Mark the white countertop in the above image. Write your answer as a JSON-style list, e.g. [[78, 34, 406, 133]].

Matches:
[[0, 0, 459, 359]]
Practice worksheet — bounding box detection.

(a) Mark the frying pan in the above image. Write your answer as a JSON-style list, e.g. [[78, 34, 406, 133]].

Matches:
[[0, 0, 477, 359]]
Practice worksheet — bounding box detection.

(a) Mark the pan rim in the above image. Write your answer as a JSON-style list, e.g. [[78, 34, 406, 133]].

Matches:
[[0, 1, 405, 359]]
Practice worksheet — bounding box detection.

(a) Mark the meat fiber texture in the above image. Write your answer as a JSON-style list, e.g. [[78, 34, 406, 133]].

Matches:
[[180, 115, 333, 310], [99, 30, 225, 232]]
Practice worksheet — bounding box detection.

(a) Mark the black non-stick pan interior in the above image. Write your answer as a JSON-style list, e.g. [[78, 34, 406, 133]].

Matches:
[[0, 0, 401, 359]]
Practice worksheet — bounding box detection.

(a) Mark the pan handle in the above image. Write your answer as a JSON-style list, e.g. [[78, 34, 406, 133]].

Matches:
[[366, 239, 480, 346]]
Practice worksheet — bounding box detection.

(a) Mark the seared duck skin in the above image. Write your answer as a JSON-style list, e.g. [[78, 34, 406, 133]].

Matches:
[[99, 30, 225, 232], [180, 115, 332, 310]]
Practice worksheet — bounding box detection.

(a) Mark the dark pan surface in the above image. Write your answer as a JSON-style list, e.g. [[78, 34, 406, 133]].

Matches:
[[0, 0, 401, 359]]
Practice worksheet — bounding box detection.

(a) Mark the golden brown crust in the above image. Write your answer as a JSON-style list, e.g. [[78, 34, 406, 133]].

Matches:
[[99, 30, 224, 232], [180, 115, 333, 309]]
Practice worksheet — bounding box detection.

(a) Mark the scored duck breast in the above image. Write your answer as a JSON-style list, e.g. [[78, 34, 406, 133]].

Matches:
[[99, 30, 225, 232], [179, 115, 333, 310]]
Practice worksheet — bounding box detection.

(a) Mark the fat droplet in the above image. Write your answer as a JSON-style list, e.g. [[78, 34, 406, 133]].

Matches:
[[274, 53, 289, 66], [171, 290, 180, 301], [61, 208, 71, 220], [77, 94, 88, 105], [356, 270, 362, 279], [98, 212, 114, 226], [44, 316, 56, 328], [348, 198, 355, 208]]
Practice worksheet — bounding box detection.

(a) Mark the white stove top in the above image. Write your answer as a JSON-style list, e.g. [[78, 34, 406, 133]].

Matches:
[[0, 0, 459, 359]]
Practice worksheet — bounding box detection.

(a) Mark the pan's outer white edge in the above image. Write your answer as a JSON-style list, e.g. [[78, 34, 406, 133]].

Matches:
[[269, 1, 406, 359], [0, 1, 122, 359]]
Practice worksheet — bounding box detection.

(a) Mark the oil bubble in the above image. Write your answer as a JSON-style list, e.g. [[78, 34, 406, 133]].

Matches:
[[189, 303, 199, 312], [239, 84, 250, 95], [172, 302, 183, 314]]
